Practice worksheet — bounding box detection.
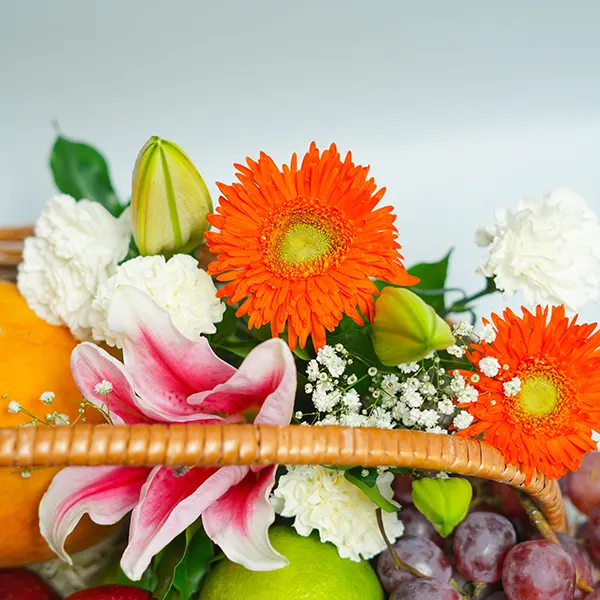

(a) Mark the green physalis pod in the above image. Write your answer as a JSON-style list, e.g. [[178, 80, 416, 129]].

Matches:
[[131, 136, 212, 257], [411, 477, 473, 537], [370, 287, 455, 366]]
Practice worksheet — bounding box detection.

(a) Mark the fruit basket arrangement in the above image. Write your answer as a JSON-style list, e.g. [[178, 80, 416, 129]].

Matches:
[[1, 135, 600, 600]]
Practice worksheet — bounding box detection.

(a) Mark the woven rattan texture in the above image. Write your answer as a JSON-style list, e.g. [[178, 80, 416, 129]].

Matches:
[[0, 424, 566, 532]]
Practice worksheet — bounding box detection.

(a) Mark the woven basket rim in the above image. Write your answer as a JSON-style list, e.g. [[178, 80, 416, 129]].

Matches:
[[0, 423, 567, 533]]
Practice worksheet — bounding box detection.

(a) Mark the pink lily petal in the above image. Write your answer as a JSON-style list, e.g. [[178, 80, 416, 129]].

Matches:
[[107, 286, 236, 422], [71, 343, 153, 425], [203, 465, 288, 570], [39, 466, 150, 564], [188, 338, 296, 425], [121, 465, 248, 581]]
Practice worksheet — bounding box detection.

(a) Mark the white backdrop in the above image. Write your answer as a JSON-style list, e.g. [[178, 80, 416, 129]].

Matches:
[[2, 0, 600, 322]]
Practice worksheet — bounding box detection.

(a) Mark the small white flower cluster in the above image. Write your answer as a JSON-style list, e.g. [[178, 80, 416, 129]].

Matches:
[[470, 349, 523, 402], [94, 380, 113, 396], [449, 318, 525, 406], [271, 465, 404, 561], [3, 389, 100, 431], [3, 390, 93, 478], [448, 320, 496, 360], [299, 344, 473, 434], [7, 400, 21, 414]]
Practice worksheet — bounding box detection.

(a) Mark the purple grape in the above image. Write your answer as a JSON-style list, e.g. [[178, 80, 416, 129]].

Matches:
[[453, 512, 517, 583], [392, 473, 414, 505], [502, 540, 576, 599], [489, 483, 527, 520], [376, 536, 452, 594], [566, 452, 600, 515], [588, 502, 600, 563], [486, 594, 507, 600], [399, 506, 444, 547], [389, 579, 461, 599], [556, 533, 594, 600]]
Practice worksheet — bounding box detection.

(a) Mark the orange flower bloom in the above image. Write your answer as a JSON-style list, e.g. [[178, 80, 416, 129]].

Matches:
[[205, 143, 418, 350], [456, 306, 600, 481]]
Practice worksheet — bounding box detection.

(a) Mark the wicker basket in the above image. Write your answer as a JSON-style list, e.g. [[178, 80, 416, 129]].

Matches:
[[0, 226, 568, 535]]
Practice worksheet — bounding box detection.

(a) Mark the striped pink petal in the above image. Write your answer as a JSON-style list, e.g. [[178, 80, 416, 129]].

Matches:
[[106, 287, 236, 422], [39, 466, 150, 564], [188, 338, 296, 424], [71, 343, 152, 425], [121, 465, 247, 581], [203, 465, 288, 570]]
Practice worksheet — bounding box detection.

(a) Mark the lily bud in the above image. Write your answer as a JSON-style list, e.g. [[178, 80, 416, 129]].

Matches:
[[411, 477, 473, 537], [131, 136, 212, 257], [370, 287, 455, 366]]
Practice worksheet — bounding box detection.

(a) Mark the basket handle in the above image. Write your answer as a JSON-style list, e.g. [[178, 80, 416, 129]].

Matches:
[[0, 423, 566, 532]]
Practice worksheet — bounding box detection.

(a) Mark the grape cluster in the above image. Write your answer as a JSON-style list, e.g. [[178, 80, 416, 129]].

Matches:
[[377, 465, 600, 599]]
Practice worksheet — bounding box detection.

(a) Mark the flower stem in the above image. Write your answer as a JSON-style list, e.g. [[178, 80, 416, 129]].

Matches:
[[375, 508, 430, 579], [443, 278, 497, 316]]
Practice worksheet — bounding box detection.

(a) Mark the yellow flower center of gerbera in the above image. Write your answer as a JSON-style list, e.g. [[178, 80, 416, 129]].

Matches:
[[506, 361, 576, 436], [518, 376, 558, 416], [260, 196, 352, 279], [278, 222, 332, 265]]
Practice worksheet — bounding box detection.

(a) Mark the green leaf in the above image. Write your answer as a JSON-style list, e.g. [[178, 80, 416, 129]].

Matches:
[[172, 526, 215, 600], [209, 304, 239, 345], [49, 135, 122, 216], [388, 467, 410, 475], [99, 551, 156, 591], [344, 467, 397, 513], [214, 337, 259, 359], [152, 520, 210, 600], [293, 345, 312, 361], [153, 535, 187, 600], [327, 329, 390, 371], [406, 250, 452, 313], [119, 567, 157, 592]]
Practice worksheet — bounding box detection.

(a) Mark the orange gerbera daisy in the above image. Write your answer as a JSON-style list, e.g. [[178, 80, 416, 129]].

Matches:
[[455, 305, 600, 482], [205, 143, 418, 350]]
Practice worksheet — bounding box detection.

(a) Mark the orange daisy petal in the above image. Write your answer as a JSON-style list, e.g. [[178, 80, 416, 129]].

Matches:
[[458, 306, 600, 481], [206, 143, 418, 349]]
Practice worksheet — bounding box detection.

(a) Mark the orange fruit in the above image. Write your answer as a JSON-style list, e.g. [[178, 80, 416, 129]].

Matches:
[[0, 281, 112, 567]]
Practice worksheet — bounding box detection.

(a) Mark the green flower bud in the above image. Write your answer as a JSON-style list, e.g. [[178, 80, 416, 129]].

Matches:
[[131, 136, 212, 257], [370, 287, 455, 366], [411, 477, 473, 537]]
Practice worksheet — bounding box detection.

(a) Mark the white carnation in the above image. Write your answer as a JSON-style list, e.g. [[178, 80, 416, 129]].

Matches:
[[89, 254, 225, 347], [17, 195, 131, 339], [476, 188, 600, 311], [271, 466, 404, 562]]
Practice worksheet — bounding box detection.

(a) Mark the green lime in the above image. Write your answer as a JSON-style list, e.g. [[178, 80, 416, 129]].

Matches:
[[199, 526, 384, 600]]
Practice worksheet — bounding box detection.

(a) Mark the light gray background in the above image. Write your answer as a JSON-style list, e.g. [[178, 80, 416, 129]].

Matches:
[[2, 1, 600, 322]]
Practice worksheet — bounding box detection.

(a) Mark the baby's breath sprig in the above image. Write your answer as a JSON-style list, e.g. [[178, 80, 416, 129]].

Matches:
[[301, 343, 476, 436], [3, 389, 113, 477]]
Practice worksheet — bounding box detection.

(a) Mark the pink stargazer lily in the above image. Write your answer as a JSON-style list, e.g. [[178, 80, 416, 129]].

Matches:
[[39, 286, 297, 581]]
